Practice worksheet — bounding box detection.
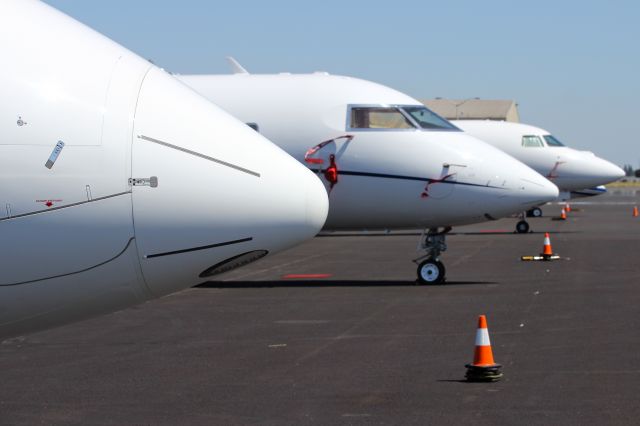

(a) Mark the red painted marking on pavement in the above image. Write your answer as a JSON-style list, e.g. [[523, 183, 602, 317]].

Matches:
[[282, 274, 332, 279]]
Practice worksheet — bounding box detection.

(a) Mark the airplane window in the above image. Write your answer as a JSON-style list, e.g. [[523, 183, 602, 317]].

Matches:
[[350, 107, 414, 129], [522, 135, 544, 148], [401, 106, 459, 130], [543, 135, 565, 147]]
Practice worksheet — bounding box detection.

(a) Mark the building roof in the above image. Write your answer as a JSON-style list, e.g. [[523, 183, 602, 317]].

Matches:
[[421, 99, 520, 122]]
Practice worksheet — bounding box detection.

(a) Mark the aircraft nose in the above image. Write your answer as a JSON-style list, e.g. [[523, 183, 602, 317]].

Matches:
[[130, 68, 327, 297], [517, 166, 560, 206], [563, 152, 625, 189], [479, 149, 559, 216], [305, 173, 330, 234], [593, 157, 625, 184], [255, 156, 329, 251]]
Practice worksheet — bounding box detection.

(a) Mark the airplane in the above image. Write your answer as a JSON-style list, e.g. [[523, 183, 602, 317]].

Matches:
[[177, 61, 559, 285], [451, 120, 625, 232], [0, 1, 328, 340]]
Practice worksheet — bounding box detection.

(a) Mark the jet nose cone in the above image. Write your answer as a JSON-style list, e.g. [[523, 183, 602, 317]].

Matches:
[[566, 152, 625, 189], [479, 149, 559, 217], [305, 173, 330, 235], [598, 159, 625, 184], [519, 168, 560, 205], [264, 156, 330, 246], [245, 145, 328, 249], [130, 68, 328, 297]]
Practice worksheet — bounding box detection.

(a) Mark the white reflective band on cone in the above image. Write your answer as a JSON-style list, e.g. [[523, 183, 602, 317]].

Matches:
[[475, 328, 491, 346]]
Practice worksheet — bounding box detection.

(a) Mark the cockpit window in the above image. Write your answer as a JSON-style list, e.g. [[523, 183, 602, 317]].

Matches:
[[402, 106, 459, 130], [350, 107, 413, 129], [347, 105, 460, 131], [522, 135, 544, 147], [543, 135, 565, 147]]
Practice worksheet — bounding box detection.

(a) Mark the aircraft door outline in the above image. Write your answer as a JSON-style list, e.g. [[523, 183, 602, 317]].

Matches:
[[304, 134, 354, 193]]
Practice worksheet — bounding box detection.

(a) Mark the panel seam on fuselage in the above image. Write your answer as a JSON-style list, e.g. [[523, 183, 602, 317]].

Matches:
[[0, 191, 131, 222], [0, 238, 135, 287]]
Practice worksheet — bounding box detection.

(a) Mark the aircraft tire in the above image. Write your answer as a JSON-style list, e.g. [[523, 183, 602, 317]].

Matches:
[[530, 207, 543, 217], [515, 220, 530, 234], [417, 259, 446, 285]]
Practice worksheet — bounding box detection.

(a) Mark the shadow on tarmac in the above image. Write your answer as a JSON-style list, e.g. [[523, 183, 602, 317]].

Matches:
[[317, 230, 579, 237], [451, 230, 581, 236], [195, 280, 497, 289]]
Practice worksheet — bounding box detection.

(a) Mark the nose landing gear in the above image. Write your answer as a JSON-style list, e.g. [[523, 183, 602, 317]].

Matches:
[[515, 218, 530, 234], [414, 227, 451, 285], [515, 207, 543, 233]]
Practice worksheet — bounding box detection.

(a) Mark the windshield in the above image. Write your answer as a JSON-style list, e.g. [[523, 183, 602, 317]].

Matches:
[[350, 107, 413, 129], [347, 105, 460, 131], [522, 135, 544, 147], [543, 135, 565, 147], [401, 106, 459, 130]]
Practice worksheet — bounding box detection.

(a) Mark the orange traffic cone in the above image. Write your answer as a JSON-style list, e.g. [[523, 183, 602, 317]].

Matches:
[[542, 232, 553, 256], [542, 232, 554, 258], [521, 232, 561, 261], [560, 208, 567, 220], [465, 315, 502, 382], [565, 203, 571, 213], [633, 206, 638, 218]]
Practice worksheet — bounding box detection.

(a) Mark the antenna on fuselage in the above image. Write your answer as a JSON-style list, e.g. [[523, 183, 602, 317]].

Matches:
[[226, 56, 250, 74]]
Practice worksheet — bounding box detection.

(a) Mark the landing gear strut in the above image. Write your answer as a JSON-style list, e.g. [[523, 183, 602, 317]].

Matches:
[[515, 209, 531, 234], [516, 207, 543, 233], [414, 227, 451, 285]]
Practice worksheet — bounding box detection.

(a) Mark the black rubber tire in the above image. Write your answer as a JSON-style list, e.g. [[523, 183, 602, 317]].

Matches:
[[530, 207, 543, 217], [417, 259, 446, 285], [515, 220, 530, 234]]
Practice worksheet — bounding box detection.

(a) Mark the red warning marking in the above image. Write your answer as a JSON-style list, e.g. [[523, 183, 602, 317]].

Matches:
[[324, 154, 339, 191], [283, 274, 332, 279], [421, 173, 455, 198], [36, 199, 63, 208]]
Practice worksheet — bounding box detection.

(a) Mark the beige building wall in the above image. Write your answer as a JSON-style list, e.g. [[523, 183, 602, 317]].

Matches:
[[421, 99, 520, 122]]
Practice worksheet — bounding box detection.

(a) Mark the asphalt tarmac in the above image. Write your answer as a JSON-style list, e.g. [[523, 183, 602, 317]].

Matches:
[[1, 193, 639, 425]]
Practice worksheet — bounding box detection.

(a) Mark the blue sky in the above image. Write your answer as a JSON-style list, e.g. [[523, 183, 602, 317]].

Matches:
[[45, 0, 639, 167]]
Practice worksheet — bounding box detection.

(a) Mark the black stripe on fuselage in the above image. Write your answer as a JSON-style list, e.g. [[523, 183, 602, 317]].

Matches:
[[145, 237, 253, 259], [329, 170, 503, 189]]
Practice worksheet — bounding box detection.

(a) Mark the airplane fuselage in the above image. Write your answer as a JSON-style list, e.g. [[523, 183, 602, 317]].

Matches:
[[452, 120, 624, 196], [0, 1, 327, 339], [179, 73, 559, 230]]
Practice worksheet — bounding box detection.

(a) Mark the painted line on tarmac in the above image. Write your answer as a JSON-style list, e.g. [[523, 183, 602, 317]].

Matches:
[[282, 274, 332, 279]]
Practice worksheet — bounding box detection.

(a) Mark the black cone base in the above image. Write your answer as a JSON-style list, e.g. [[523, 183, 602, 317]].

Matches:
[[465, 364, 503, 382]]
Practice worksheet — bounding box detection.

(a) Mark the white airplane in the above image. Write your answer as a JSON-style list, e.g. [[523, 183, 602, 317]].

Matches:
[[178, 62, 559, 284], [0, 1, 328, 340], [452, 120, 624, 232]]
